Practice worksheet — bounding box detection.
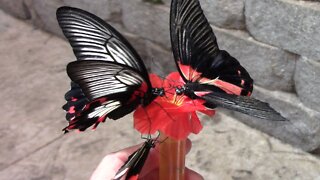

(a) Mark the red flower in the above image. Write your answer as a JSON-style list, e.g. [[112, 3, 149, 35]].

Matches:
[[134, 72, 215, 140]]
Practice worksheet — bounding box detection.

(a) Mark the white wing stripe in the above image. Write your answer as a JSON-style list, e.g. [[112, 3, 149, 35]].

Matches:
[[88, 100, 121, 118]]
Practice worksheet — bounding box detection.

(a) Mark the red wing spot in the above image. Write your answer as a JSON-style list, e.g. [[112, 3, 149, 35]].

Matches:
[[71, 97, 78, 102], [92, 123, 99, 130], [68, 106, 76, 113], [194, 91, 211, 97], [139, 82, 148, 93], [97, 114, 107, 123], [238, 70, 241, 75], [129, 82, 148, 102], [97, 97, 108, 103], [213, 80, 243, 95], [67, 125, 75, 129], [129, 92, 139, 102], [84, 97, 108, 111], [92, 114, 107, 130]]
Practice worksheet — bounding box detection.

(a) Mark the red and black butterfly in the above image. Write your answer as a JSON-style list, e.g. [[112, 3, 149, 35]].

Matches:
[[169, 0, 286, 121], [57, 6, 165, 132], [56, 1, 286, 179], [114, 138, 157, 180]]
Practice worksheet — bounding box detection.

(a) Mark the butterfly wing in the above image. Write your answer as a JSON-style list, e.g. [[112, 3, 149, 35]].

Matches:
[[56, 7, 155, 130], [62, 82, 88, 121], [114, 140, 155, 180], [198, 92, 287, 121], [170, 0, 287, 121], [63, 60, 152, 132], [170, 0, 253, 96], [56, 6, 149, 78]]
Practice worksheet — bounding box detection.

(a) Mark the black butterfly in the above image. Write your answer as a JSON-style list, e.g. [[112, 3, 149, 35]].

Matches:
[[169, 0, 286, 121], [113, 138, 156, 180], [57, 6, 164, 132]]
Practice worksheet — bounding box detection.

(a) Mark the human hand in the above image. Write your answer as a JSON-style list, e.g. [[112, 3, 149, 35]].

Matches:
[[91, 139, 203, 180]]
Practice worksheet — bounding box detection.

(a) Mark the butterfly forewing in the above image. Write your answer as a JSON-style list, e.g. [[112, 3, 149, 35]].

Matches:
[[56, 6, 150, 83], [170, 0, 253, 96], [199, 92, 287, 121]]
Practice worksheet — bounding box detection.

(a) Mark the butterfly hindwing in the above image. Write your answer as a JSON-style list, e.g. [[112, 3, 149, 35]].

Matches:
[[63, 98, 122, 132], [63, 61, 151, 132], [62, 82, 88, 121], [170, 0, 253, 96], [199, 92, 287, 121], [67, 60, 147, 101]]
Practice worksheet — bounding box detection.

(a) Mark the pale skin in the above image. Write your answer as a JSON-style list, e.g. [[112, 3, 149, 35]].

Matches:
[[91, 139, 203, 180]]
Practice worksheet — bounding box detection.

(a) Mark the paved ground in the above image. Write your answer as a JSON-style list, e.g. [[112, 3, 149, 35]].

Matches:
[[0, 10, 320, 180]]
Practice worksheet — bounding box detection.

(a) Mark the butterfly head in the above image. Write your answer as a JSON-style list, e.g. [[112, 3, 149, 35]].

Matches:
[[175, 86, 185, 95], [140, 88, 165, 107], [152, 88, 165, 97]]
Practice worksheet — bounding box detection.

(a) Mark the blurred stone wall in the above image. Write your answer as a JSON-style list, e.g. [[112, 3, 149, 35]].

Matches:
[[1, 0, 319, 151]]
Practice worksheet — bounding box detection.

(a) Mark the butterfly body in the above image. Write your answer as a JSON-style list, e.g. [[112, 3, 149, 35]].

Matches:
[[114, 139, 156, 180]]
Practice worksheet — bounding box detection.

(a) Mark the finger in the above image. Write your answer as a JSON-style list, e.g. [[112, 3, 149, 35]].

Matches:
[[90, 154, 125, 180], [112, 143, 143, 162], [185, 167, 204, 180], [90, 143, 143, 180], [186, 138, 192, 154]]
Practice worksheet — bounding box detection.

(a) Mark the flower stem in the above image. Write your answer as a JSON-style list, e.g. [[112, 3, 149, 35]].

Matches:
[[159, 132, 186, 180]]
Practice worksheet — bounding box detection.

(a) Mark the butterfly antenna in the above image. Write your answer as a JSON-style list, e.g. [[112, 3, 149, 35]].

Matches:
[[141, 133, 146, 140], [156, 74, 184, 87]]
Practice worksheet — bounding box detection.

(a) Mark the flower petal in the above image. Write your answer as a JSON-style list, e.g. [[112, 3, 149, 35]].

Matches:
[[134, 101, 173, 134], [159, 112, 203, 140], [134, 72, 216, 140], [190, 112, 203, 134]]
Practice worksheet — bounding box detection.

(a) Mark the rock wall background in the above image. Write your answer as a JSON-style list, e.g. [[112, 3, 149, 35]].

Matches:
[[1, 0, 319, 151]]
